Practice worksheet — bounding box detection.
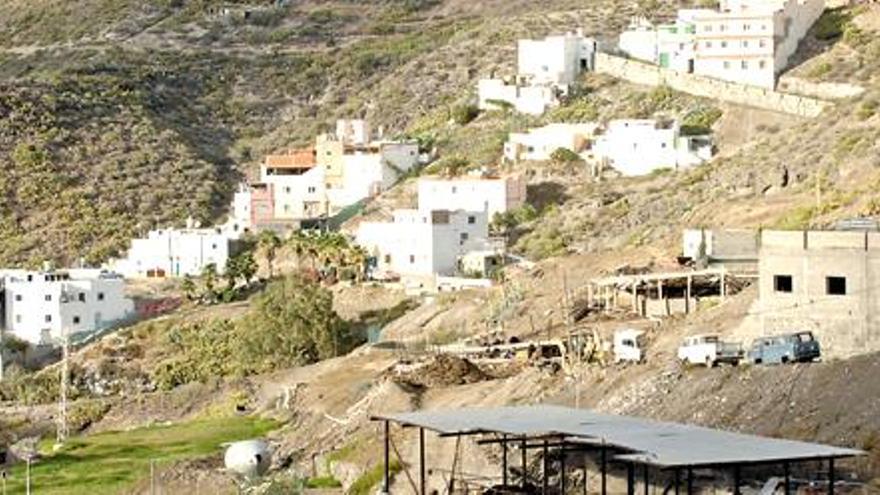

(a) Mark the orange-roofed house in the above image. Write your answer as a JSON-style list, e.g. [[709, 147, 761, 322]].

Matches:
[[260, 147, 329, 220]]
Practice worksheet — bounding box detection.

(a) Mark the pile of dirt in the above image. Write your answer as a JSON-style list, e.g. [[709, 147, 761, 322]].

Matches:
[[392, 354, 490, 388]]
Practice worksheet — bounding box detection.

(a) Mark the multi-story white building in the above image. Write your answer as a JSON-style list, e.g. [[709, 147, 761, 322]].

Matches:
[[591, 119, 714, 176], [261, 148, 329, 220], [618, 0, 824, 88], [417, 172, 527, 220], [356, 209, 490, 277], [0, 269, 135, 345], [478, 31, 598, 116], [335, 119, 372, 146], [111, 225, 232, 278], [504, 123, 600, 162]]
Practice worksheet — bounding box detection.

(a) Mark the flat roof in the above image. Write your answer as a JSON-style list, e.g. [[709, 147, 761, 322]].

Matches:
[[373, 406, 862, 468]]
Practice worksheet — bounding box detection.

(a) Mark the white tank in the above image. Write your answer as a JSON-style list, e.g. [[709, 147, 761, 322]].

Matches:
[[224, 439, 271, 479]]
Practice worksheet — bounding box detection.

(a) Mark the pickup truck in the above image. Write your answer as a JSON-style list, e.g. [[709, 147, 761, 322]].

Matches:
[[677, 334, 744, 367], [748, 331, 821, 365]]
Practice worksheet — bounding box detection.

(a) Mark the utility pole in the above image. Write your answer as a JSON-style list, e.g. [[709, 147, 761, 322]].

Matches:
[[57, 327, 70, 445]]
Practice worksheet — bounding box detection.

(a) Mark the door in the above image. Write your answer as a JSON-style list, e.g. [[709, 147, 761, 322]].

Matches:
[[659, 53, 670, 68]]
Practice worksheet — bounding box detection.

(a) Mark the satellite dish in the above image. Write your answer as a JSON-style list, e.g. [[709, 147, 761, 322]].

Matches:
[[224, 439, 271, 479]]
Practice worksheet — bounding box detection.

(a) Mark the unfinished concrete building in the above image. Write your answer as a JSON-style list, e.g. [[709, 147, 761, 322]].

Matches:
[[757, 230, 880, 358], [681, 228, 759, 273]]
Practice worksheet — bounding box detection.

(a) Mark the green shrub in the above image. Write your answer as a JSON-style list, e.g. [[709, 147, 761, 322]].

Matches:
[[550, 148, 583, 163], [856, 100, 878, 121], [451, 104, 480, 125], [349, 460, 402, 495], [681, 107, 723, 135], [813, 8, 851, 40]]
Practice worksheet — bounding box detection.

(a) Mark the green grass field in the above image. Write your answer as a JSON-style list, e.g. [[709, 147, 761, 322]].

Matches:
[[2, 416, 279, 495]]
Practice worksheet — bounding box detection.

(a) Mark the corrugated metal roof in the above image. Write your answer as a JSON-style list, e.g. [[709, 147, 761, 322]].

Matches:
[[373, 406, 863, 468]]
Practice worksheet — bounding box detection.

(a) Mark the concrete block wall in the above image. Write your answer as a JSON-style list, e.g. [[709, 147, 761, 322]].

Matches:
[[594, 53, 830, 118]]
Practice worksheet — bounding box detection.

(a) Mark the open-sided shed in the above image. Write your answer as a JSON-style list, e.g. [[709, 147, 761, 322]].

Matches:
[[372, 405, 863, 494]]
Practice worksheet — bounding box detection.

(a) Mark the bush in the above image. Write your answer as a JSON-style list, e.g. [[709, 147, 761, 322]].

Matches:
[[451, 104, 479, 125], [550, 148, 583, 163], [681, 107, 723, 135], [813, 8, 851, 41]]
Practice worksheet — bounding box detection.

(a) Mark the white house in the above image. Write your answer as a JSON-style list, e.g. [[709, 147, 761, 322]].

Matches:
[[517, 31, 599, 86], [619, 13, 701, 73], [0, 269, 135, 346], [417, 172, 527, 220], [477, 79, 561, 116], [478, 31, 598, 116], [111, 225, 232, 278], [591, 119, 714, 176], [504, 123, 600, 162], [261, 147, 329, 220], [335, 119, 372, 146], [356, 209, 490, 277]]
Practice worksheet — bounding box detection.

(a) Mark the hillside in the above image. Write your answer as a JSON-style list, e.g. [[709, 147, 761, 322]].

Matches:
[[2, 0, 880, 494]]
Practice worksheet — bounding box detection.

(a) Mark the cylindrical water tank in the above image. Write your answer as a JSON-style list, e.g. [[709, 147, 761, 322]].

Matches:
[[224, 439, 271, 479]]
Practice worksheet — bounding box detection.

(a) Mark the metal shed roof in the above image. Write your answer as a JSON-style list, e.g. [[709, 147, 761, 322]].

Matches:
[[373, 405, 863, 468]]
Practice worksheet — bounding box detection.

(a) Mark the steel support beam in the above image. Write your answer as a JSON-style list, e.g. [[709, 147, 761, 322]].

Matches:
[[542, 440, 549, 495], [686, 468, 693, 495], [674, 469, 680, 495], [383, 421, 390, 494], [601, 447, 607, 495], [828, 458, 835, 495], [733, 466, 741, 495], [627, 463, 635, 495], [643, 464, 649, 495], [784, 462, 790, 495], [522, 437, 528, 489], [502, 434, 508, 487], [419, 427, 426, 495], [560, 446, 567, 494]]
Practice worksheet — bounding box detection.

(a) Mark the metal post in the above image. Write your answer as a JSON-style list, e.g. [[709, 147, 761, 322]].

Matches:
[[643, 464, 649, 495], [383, 421, 390, 494], [828, 458, 835, 495], [686, 275, 692, 314], [674, 469, 680, 495], [601, 447, 607, 495], [720, 266, 727, 300], [686, 468, 693, 495], [522, 437, 528, 489], [419, 427, 426, 495], [542, 440, 549, 495], [560, 446, 567, 494], [627, 463, 635, 495], [502, 434, 508, 487], [733, 466, 741, 495], [784, 462, 790, 495], [150, 459, 155, 495], [25, 458, 30, 495]]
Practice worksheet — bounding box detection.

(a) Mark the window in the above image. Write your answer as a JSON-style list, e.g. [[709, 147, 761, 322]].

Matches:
[[741, 60, 748, 69], [14, 294, 22, 302], [308, 186, 316, 193], [45, 314, 52, 323], [826, 276, 847, 295], [759, 60, 767, 69], [452, 186, 457, 194], [15, 315, 21, 323], [467, 216, 476, 224], [719, 24, 726, 32], [723, 61, 731, 69], [743, 23, 750, 30], [44, 294, 52, 302], [720, 41, 727, 48], [384, 254, 391, 264], [705, 25, 712, 32], [73, 316, 81, 325], [409, 255, 415, 264], [742, 40, 749, 48], [705, 41, 712, 48], [97, 292, 105, 301], [284, 187, 291, 193], [211, 243, 217, 250], [460, 233, 469, 242], [774, 275, 793, 293], [759, 39, 767, 48]]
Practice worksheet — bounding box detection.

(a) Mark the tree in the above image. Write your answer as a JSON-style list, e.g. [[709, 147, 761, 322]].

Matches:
[[201, 263, 218, 303], [181, 275, 197, 301], [236, 251, 258, 286], [241, 274, 359, 370], [258, 230, 282, 278]]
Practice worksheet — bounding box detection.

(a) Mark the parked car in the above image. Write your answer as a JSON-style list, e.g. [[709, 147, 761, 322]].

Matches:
[[677, 334, 744, 367], [748, 331, 821, 365], [613, 329, 646, 364]]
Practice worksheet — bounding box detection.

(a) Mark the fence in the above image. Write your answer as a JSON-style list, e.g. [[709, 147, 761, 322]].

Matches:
[[593, 52, 831, 118]]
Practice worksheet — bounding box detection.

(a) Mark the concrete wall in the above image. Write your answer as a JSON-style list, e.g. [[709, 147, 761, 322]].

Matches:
[[594, 52, 829, 118], [757, 230, 880, 358]]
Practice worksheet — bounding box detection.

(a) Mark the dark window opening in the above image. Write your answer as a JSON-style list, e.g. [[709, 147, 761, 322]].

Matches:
[[826, 276, 846, 296], [774, 275, 793, 293]]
